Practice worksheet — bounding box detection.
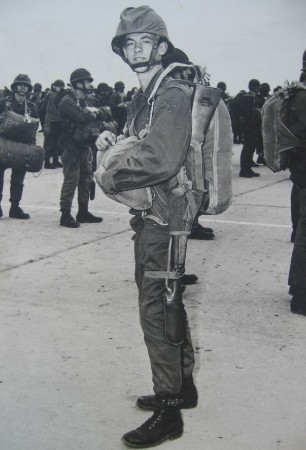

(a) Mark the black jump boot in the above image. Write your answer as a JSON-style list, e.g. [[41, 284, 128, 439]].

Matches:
[[189, 223, 215, 240], [76, 203, 102, 223], [9, 205, 30, 219], [290, 289, 306, 316], [60, 209, 80, 228], [137, 375, 198, 411], [122, 396, 184, 448], [181, 274, 198, 285], [239, 170, 260, 178], [44, 161, 56, 169]]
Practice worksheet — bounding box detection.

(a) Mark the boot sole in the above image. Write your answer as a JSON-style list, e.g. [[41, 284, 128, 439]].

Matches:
[[136, 399, 197, 411], [60, 223, 80, 228], [76, 219, 103, 223], [121, 428, 183, 448]]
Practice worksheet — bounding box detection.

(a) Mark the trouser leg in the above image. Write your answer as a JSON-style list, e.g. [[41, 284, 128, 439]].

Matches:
[[288, 187, 306, 291], [135, 220, 195, 396], [44, 133, 53, 164], [0, 167, 5, 203], [291, 184, 300, 237], [60, 148, 80, 211], [77, 147, 92, 206], [240, 131, 256, 172], [10, 168, 26, 207]]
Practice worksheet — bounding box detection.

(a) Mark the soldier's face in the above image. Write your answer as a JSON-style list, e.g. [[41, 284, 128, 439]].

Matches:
[[83, 79, 92, 90], [123, 32, 167, 72], [15, 84, 29, 96]]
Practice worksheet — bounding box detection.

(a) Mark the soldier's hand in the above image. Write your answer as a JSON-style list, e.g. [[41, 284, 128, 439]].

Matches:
[[96, 130, 117, 150], [85, 106, 99, 118], [85, 106, 99, 114]]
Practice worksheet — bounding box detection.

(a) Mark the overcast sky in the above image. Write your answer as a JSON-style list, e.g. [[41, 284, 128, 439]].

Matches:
[[1, 0, 305, 95]]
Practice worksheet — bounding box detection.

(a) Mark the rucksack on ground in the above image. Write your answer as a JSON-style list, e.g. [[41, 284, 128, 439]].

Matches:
[[262, 82, 306, 172], [95, 63, 233, 219]]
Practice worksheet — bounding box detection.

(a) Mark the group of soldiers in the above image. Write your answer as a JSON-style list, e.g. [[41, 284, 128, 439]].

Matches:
[[219, 79, 281, 177], [0, 70, 215, 239], [0, 74, 134, 224]]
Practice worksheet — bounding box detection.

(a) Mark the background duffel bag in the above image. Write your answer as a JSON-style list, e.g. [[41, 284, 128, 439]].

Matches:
[[0, 136, 44, 172], [0, 111, 39, 144]]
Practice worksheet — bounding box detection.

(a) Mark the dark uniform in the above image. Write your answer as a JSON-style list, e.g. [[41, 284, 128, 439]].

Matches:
[[43, 88, 67, 168], [106, 72, 195, 394], [108, 83, 127, 135], [0, 95, 37, 218], [287, 85, 306, 314], [239, 83, 262, 177], [58, 91, 97, 212]]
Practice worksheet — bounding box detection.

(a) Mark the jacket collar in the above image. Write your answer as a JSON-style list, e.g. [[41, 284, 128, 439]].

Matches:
[[136, 69, 164, 100]]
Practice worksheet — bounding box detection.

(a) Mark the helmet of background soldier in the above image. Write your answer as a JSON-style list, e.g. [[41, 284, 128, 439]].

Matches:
[[114, 81, 125, 92], [52, 79, 65, 89], [11, 74, 33, 92], [97, 82, 109, 92], [162, 48, 192, 68], [111, 6, 174, 61], [301, 50, 306, 72], [33, 83, 42, 92], [70, 68, 93, 86], [260, 83, 270, 95], [248, 79, 261, 92], [217, 81, 227, 92]]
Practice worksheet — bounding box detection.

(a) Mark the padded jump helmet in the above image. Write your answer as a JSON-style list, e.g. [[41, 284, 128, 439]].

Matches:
[[111, 6, 174, 71]]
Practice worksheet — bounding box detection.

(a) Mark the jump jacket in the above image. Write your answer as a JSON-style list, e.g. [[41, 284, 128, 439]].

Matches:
[[101, 69, 193, 224], [0, 96, 38, 118], [288, 88, 306, 188], [58, 92, 98, 150]]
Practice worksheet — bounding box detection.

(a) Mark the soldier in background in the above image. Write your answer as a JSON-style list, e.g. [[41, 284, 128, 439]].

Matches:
[[109, 81, 127, 134], [217, 81, 231, 105], [0, 74, 38, 219], [43, 79, 66, 169], [30, 82, 44, 111], [255, 82, 271, 165], [238, 79, 262, 177], [58, 68, 103, 228], [96, 83, 112, 107]]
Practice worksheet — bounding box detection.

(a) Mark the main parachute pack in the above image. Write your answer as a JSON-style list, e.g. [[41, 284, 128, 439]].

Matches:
[[262, 82, 306, 172]]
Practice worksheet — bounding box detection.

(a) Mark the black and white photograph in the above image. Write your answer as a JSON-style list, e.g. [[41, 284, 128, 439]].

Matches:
[[0, 1, 306, 449]]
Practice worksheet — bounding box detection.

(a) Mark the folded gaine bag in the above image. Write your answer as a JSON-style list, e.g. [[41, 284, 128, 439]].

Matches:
[[94, 136, 152, 210]]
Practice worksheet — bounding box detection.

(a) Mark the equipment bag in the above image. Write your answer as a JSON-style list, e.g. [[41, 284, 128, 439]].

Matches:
[[262, 82, 306, 172], [0, 136, 44, 172], [95, 136, 153, 210], [0, 110, 39, 144]]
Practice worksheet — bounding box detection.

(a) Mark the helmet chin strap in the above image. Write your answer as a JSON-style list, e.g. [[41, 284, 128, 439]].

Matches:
[[74, 81, 91, 94], [130, 60, 160, 71]]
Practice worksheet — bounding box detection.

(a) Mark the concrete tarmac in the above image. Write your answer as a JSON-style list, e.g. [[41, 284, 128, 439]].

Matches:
[[0, 144, 305, 450]]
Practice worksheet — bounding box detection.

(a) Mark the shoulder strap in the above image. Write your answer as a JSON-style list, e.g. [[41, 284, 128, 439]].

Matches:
[[148, 63, 198, 105], [147, 63, 198, 128]]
